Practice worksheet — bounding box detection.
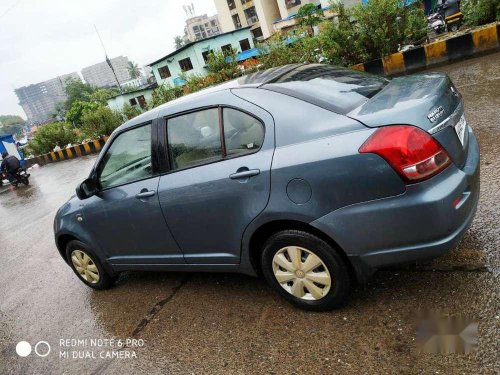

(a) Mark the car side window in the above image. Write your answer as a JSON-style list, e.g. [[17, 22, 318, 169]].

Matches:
[[97, 124, 152, 189], [167, 108, 222, 170], [223, 108, 264, 156]]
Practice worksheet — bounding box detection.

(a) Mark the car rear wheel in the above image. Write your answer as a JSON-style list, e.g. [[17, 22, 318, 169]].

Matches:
[[66, 240, 116, 290], [261, 230, 350, 311]]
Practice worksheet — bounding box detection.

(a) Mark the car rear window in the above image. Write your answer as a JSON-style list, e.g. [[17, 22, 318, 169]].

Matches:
[[262, 64, 389, 114]]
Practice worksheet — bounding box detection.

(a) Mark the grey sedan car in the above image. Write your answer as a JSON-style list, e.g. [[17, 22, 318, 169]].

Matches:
[[54, 64, 479, 311]]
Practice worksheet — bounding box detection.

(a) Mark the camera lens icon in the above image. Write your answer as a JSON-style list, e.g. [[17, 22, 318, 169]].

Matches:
[[16, 341, 51, 357], [16, 341, 31, 357]]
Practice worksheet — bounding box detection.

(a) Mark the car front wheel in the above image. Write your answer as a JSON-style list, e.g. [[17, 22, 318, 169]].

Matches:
[[66, 240, 116, 290], [261, 230, 350, 311]]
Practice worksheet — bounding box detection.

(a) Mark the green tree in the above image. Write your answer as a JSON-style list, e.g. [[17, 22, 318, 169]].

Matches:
[[80, 106, 122, 139], [296, 3, 324, 35], [149, 84, 184, 109], [127, 61, 141, 79], [174, 35, 185, 50], [64, 79, 96, 110], [88, 88, 118, 105], [24, 122, 77, 155], [51, 102, 66, 121], [463, 0, 500, 26], [66, 100, 99, 127], [122, 103, 142, 120]]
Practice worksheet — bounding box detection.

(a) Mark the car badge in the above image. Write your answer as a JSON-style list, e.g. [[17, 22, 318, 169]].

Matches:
[[427, 106, 444, 123]]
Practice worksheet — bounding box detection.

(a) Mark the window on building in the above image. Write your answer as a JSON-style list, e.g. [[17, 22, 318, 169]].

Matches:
[[227, 0, 236, 10], [221, 44, 233, 57], [286, 0, 302, 9], [158, 66, 171, 79], [251, 27, 263, 39], [178, 57, 193, 72], [239, 38, 251, 51], [137, 95, 147, 109], [202, 50, 213, 64], [244, 7, 258, 25], [167, 108, 222, 170], [129, 98, 137, 106], [232, 14, 242, 29]]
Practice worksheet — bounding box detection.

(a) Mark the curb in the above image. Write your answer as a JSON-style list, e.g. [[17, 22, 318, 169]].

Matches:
[[352, 23, 499, 75], [27, 136, 108, 167]]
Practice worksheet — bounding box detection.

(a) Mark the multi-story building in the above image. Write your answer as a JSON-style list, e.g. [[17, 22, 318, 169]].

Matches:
[[148, 27, 256, 87], [215, 0, 360, 39], [81, 56, 132, 88], [15, 72, 80, 124], [214, 0, 281, 40], [184, 14, 222, 42]]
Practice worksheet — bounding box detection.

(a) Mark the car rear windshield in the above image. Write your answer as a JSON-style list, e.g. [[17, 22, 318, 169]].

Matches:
[[262, 64, 389, 114]]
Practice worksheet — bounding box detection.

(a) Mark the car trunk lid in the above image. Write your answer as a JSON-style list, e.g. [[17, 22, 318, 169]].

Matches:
[[347, 73, 468, 168]]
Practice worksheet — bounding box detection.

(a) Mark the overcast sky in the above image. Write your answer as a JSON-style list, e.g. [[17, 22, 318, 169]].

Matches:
[[0, 0, 217, 118]]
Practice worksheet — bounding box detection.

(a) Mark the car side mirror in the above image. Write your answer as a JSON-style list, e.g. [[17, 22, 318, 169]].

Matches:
[[76, 178, 98, 200]]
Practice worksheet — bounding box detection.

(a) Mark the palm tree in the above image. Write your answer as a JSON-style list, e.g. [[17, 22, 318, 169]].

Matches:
[[127, 61, 141, 79]]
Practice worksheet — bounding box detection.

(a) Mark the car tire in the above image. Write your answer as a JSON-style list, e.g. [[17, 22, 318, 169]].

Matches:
[[66, 240, 116, 290], [261, 230, 350, 311]]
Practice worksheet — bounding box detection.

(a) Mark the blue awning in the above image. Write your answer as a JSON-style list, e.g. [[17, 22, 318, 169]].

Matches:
[[225, 48, 260, 63], [173, 77, 186, 86]]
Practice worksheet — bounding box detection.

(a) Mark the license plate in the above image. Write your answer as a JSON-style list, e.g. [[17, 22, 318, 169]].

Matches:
[[455, 114, 466, 146]]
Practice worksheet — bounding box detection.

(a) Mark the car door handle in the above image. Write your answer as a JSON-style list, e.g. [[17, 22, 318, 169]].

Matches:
[[229, 168, 260, 180], [135, 190, 156, 199]]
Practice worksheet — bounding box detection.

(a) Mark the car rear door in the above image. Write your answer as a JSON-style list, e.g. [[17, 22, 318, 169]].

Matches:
[[157, 98, 275, 264]]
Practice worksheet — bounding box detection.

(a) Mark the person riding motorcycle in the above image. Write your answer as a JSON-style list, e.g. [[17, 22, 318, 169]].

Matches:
[[1, 151, 21, 182]]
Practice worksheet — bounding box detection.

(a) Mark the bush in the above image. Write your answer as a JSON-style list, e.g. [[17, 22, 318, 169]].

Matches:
[[80, 106, 122, 140], [25, 122, 77, 155], [319, 3, 369, 65], [351, 0, 427, 60], [149, 84, 184, 109], [463, 0, 500, 26], [122, 103, 142, 120], [258, 29, 322, 69]]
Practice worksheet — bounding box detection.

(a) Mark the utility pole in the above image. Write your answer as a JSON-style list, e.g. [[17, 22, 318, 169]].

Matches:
[[94, 24, 123, 93]]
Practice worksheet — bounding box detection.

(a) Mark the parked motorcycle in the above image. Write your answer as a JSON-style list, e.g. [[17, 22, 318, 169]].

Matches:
[[428, 0, 463, 34], [0, 168, 30, 188]]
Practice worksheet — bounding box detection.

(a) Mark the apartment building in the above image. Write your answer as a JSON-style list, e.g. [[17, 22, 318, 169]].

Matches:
[[214, 0, 281, 40], [184, 14, 222, 42], [81, 56, 132, 88], [15, 72, 80, 124]]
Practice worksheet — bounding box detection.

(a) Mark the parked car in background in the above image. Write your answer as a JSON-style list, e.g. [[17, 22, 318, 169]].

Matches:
[[54, 64, 479, 310]]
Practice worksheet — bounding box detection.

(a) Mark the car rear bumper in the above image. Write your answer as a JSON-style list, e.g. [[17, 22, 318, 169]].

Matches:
[[311, 126, 480, 280]]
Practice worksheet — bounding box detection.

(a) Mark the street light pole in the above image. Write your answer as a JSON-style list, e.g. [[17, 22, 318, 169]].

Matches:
[[94, 24, 123, 93]]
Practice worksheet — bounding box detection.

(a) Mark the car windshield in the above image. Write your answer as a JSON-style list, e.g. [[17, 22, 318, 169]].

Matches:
[[263, 64, 389, 114]]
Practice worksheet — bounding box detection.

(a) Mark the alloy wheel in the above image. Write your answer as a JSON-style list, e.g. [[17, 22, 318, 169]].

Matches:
[[272, 246, 331, 300], [71, 250, 100, 284]]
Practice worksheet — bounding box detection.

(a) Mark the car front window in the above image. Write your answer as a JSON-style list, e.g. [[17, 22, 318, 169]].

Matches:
[[97, 124, 153, 189]]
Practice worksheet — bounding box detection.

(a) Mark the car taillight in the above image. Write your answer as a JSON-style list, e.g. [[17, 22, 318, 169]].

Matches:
[[359, 125, 451, 183]]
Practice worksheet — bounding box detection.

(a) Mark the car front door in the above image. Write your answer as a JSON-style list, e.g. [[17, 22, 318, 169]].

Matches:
[[157, 103, 274, 264], [82, 122, 184, 266]]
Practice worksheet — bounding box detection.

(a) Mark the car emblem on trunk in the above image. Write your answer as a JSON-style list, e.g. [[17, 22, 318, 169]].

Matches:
[[427, 106, 444, 123]]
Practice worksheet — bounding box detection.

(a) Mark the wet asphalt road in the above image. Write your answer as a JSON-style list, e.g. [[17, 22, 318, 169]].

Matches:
[[1, 53, 499, 374]]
